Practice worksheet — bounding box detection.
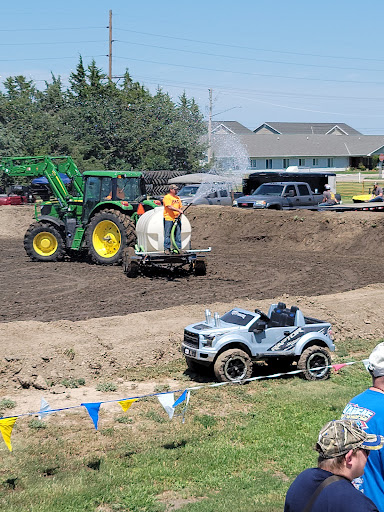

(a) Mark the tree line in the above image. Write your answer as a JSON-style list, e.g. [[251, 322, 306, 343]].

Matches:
[[0, 57, 207, 173]]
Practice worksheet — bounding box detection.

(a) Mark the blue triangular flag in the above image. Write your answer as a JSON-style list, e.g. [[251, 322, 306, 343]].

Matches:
[[81, 402, 101, 430], [173, 390, 188, 408], [38, 397, 53, 420]]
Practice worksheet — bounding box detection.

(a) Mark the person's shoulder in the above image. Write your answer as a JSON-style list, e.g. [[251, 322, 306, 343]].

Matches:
[[322, 478, 378, 510]]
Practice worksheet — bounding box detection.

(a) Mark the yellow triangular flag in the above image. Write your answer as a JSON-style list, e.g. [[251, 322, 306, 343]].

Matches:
[[118, 398, 138, 413], [0, 417, 17, 452]]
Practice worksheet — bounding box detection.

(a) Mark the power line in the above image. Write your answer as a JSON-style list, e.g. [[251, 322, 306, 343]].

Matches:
[[0, 40, 106, 46], [130, 74, 384, 102], [115, 39, 378, 73], [114, 27, 383, 63], [0, 26, 104, 32], [114, 55, 384, 86], [0, 55, 106, 63]]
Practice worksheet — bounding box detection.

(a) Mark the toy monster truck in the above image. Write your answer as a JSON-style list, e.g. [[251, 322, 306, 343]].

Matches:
[[181, 302, 335, 383]]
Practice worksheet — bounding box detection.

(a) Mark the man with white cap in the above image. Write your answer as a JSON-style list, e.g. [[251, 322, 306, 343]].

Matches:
[[342, 342, 384, 510], [322, 184, 339, 205], [284, 419, 384, 511]]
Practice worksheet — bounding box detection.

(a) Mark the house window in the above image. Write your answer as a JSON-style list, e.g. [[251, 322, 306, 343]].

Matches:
[[313, 158, 319, 166], [266, 159, 272, 169], [299, 158, 306, 166], [250, 159, 257, 168], [327, 158, 334, 167], [283, 158, 290, 168]]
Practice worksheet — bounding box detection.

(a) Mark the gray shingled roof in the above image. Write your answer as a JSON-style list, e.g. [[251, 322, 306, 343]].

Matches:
[[210, 121, 253, 135], [215, 134, 384, 158], [254, 122, 362, 135]]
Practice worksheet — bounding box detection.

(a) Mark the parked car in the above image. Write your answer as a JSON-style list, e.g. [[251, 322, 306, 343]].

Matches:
[[178, 182, 233, 206], [182, 302, 334, 382], [233, 182, 324, 209]]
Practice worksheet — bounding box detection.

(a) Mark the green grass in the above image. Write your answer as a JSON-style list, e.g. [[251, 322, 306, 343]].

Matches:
[[336, 181, 383, 203], [0, 337, 379, 512]]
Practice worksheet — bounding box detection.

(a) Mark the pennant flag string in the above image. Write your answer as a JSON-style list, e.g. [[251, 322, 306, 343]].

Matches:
[[0, 359, 361, 429]]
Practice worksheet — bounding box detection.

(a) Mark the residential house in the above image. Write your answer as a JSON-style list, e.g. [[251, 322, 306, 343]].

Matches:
[[209, 122, 384, 172]]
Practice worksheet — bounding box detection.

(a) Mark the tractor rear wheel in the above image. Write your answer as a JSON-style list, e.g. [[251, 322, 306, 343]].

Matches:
[[86, 209, 136, 265], [24, 222, 65, 262]]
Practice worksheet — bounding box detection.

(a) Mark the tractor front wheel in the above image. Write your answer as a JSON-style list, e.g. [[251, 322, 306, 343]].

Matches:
[[86, 209, 136, 265], [24, 222, 65, 262]]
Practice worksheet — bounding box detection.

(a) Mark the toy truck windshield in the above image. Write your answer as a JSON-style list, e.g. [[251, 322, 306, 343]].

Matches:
[[220, 309, 255, 326]]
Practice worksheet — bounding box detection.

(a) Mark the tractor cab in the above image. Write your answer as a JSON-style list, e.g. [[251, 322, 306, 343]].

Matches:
[[82, 170, 146, 221]]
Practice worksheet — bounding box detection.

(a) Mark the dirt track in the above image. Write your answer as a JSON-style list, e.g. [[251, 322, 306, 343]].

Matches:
[[2, 205, 384, 323], [2, 205, 384, 403]]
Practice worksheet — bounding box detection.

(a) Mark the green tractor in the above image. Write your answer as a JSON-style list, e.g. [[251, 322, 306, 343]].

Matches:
[[1, 156, 160, 264]]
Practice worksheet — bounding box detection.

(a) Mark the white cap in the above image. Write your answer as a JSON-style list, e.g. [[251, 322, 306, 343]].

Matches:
[[324, 184, 331, 190], [368, 342, 384, 377]]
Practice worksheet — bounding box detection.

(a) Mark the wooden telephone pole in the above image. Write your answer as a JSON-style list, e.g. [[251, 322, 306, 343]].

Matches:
[[108, 10, 113, 80], [208, 88, 213, 164]]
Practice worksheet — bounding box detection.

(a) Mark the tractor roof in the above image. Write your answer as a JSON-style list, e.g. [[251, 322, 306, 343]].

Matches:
[[83, 170, 142, 178]]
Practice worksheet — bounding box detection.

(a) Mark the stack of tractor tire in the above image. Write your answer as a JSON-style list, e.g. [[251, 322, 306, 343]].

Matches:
[[143, 170, 190, 196]]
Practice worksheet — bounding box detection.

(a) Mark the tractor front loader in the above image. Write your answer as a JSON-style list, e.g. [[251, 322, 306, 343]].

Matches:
[[1, 156, 160, 264]]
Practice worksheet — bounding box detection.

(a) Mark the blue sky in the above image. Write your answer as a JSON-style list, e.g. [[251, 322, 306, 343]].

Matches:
[[2, 0, 384, 133]]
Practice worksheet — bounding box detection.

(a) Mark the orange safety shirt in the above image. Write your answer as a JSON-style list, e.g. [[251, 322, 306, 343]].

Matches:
[[163, 193, 182, 221]]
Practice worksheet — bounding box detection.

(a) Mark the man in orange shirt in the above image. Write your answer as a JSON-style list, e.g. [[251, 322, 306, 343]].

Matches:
[[163, 184, 183, 254]]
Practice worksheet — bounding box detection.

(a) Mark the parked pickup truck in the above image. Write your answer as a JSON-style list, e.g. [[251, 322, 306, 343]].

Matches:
[[233, 181, 324, 209], [182, 302, 335, 383]]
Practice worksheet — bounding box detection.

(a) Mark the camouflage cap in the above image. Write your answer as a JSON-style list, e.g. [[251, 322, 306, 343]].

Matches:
[[316, 419, 384, 459]]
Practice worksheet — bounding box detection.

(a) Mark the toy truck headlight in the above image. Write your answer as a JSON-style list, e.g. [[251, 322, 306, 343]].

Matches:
[[327, 327, 334, 341], [201, 334, 216, 347]]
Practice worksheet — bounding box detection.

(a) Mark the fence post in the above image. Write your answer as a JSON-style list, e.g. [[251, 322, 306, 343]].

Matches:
[[358, 172, 361, 183]]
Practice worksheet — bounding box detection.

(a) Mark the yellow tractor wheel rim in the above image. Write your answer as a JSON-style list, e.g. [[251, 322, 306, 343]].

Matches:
[[92, 220, 121, 258], [33, 231, 58, 257]]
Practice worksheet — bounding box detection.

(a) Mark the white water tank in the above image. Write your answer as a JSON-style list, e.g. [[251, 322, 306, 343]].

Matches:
[[136, 207, 191, 252]]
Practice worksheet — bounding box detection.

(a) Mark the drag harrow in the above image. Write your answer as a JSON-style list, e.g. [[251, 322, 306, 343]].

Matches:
[[123, 247, 211, 277]]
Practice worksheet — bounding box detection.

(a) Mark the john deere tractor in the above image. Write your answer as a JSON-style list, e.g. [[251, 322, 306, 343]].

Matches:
[[1, 156, 160, 264]]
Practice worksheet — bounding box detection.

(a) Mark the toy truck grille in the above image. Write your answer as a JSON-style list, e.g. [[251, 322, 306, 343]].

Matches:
[[183, 330, 199, 348]]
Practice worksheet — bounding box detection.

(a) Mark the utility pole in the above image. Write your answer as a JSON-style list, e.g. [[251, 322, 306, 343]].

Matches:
[[108, 10, 113, 80], [208, 88, 213, 164]]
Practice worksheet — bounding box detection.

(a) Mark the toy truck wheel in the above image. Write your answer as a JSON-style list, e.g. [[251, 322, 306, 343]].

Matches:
[[24, 222, 65, 262], [194, 260, 206, 276], [214, 349, 252, 383], [298, 346, 331, 381], [86, 209, 136, 265]]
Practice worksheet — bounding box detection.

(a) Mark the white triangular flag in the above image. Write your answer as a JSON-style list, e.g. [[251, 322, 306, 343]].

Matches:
[[157, 392, 175, 420], [38, 397, 53, 420]]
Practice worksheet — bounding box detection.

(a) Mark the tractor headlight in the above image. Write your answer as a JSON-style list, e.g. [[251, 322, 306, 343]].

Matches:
[[201, 334, 216, 347]]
